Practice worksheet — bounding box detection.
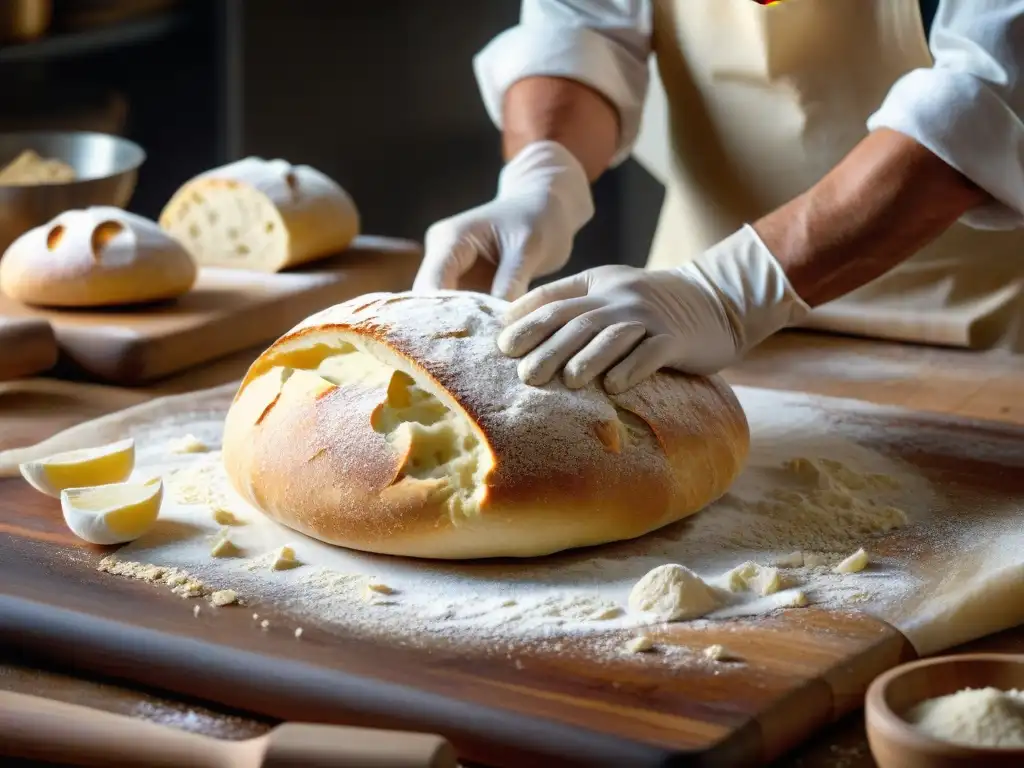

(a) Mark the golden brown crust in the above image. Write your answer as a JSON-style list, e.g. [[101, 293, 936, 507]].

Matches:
[[222, 291, 750, 559]]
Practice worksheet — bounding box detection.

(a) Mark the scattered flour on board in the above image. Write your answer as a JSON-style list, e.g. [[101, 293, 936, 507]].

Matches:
[[85, 387, 954, 664]]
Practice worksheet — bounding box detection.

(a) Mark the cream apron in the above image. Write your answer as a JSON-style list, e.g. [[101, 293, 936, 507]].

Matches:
[[632, 0, 1024, 350]]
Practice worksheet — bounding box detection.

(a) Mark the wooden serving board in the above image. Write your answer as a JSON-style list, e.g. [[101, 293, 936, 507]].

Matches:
[[2, 390, 1024, 767], [0, 236, 421, 386], [0, 317, 58, 381]]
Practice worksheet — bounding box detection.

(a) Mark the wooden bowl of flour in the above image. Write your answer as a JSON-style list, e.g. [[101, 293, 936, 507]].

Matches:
[[866, 653, 1024, 767]]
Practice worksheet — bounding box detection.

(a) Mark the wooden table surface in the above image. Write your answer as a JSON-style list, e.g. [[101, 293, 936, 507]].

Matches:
[[2, 329, 1023, 768]]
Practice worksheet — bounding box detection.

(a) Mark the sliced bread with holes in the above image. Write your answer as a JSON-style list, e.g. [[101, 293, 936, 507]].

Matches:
[[158, 157, 360, 273], [222, 291, 750, 559], [0, 207, 196, 308]]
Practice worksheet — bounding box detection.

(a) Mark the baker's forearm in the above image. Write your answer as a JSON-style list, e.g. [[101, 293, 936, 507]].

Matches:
[[502, 76, 619, 182], [754, 128, 990, 307]]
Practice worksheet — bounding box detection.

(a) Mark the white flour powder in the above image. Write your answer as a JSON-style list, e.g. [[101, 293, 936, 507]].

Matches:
[[95, 387, 944, 663], [908, 687, 1024, 748]]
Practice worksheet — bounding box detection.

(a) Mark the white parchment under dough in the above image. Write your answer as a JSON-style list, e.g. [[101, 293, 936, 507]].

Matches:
[[2, 383, 1022, 656]]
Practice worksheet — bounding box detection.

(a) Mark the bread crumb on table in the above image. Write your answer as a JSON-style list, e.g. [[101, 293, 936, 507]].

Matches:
[[703, 644, 742, 662], [625, 635, 655, 653], [270, 546, 300, 571], [210, 589, 238, 607], [833, 547, 870, 574], [211, 507, 241, 526], [209, 533, 240, 558]]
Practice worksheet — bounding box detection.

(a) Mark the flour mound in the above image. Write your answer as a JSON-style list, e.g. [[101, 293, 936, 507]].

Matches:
[[908, 687, 1024, 748]]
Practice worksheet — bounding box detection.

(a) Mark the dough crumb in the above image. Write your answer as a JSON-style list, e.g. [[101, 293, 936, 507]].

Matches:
[[703, 644, 741, 662], [833, 547, 870, 574], [802, 553, 831, 568], [294, 627, 304, 639], [270, 546, 300, 571], [783, 590, 809, 608], [774, 551, 804, 568], [628, 563, 720, 622], [361, 583, 397, 605], [193, 605, 201, 618], [210, 589, 238, 607], [252, 613, 259, 621], [625, 635, 655, 653], [211, 507, 242, 526], [98, 557, 209, 600], [209, 533, 240, 558], [260, 619, 270, 630], [720, 561, 782, 596], [169, 434, 209, 454]]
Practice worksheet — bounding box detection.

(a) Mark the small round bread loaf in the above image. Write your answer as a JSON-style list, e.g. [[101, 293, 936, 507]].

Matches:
[[0, 207, 196, 307], [222, 292, 750, 559], [159, 157, 360, 272]]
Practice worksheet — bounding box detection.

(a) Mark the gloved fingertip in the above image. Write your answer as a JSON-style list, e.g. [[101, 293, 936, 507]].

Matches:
[[496, 327, 518, 356], [517, 358, 551, 388], [603, 364, 636, 396], [562, 371, 587, 391], [500, 303, 530, 327]]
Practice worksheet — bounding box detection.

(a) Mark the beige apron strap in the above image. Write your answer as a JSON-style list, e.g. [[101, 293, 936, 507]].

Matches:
[[636, 0, 1024, 350]]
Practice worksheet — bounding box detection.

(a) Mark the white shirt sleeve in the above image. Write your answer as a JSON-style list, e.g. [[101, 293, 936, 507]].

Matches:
[[868, 0, 1024, 229], [473, 1, 652, 166]]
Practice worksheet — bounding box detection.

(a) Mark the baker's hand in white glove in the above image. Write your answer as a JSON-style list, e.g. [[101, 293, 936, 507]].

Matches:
[[412, 141, 594, 301], [497, 225, 811, 393]]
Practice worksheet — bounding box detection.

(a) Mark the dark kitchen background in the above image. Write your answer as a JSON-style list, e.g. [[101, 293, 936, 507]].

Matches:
[[1, 0, 663, 280]]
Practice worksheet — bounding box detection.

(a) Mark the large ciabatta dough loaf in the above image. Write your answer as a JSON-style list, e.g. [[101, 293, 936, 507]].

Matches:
[[0, 207, 196, 308], [159, 157, 360, 272], [222, 292, 750, 559]]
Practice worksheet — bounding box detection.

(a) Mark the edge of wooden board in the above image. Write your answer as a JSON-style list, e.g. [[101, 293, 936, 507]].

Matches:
[[0, 593, 685, 768], [45, 239, 422, 385]]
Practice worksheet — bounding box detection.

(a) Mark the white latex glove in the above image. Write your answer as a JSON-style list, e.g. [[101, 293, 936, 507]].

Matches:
[[413, 140, 594, 300], [497, 225, 811, 393]]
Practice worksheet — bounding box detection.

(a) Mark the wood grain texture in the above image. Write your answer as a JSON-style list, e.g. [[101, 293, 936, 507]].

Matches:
[[0, 236, 421, 385], [0, 317, 57, 381]]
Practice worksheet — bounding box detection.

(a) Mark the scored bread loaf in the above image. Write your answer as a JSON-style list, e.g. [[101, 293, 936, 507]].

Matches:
[[0, 207, 196, 308], [159, 157, 360, 272], [222, 291, 750, 560]]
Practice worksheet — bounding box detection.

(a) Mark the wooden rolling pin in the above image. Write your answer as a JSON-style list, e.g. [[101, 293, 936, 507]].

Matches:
[[0, 689, 458, 768], [0, 316, 58, 381]]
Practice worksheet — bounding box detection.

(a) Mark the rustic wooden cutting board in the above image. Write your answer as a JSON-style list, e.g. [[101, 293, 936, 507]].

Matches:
[[1, 391, 1023, 767], [0, 317, 58, 381], [0, 236, 421, 386]]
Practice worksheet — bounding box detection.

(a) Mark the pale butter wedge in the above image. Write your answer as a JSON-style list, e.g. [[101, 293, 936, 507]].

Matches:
[[61, 478, 163, 545], [19, 438, 135, 498]]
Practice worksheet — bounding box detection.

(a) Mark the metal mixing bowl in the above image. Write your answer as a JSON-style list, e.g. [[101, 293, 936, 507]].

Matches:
[[0, 130, 146, 252]]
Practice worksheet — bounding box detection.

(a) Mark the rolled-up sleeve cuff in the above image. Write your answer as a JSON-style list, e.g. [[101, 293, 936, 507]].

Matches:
[[473, 24, 648, 167], [868, 68, 1024, 230]]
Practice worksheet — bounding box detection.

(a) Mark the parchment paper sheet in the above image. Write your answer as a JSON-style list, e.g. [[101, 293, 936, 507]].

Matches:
[[2, 383, 1022, 656]]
